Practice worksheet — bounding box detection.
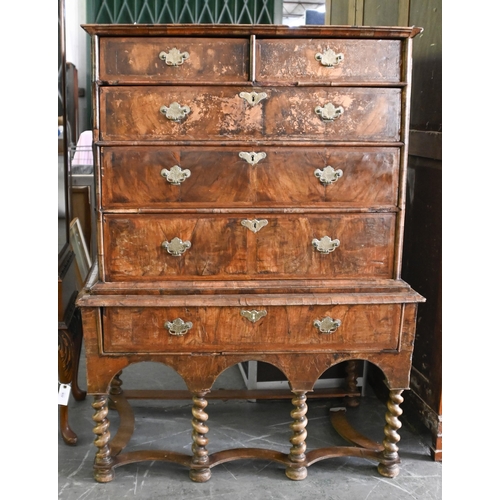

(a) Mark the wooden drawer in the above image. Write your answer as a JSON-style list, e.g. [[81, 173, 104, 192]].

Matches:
[[98, 37, 250, 83], [99, 86, 401, 142], [102, 303, 402, 354], [256, 39, 402, 83], [101, 146, 400, 210], [102, 213, 395, 281]]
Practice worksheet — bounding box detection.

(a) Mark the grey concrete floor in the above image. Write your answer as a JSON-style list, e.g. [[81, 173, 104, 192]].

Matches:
[[58, 356, 442, 499]]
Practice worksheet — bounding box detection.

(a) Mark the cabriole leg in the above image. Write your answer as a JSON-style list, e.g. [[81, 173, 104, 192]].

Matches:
[[286, 391, 308, 480], [92, 395, 114, 483], [189, 392, 211, 482], [377, 389, 404, 478]]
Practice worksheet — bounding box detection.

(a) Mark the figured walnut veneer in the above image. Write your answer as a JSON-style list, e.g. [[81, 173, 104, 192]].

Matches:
[[78, 24, 424, 483]]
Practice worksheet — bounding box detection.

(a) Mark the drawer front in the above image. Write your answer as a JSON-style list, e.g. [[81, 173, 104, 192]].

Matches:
[[256, 39, 402, 83], [101, 146, 400, 210], [99, 37, 250, 83], [102, 303, 402, 353], [99, 86, 401, 142], [103, 213, 395, 281]]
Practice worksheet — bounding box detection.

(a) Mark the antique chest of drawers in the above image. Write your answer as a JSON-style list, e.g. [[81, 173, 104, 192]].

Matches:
[[78, 24, 424, 483]]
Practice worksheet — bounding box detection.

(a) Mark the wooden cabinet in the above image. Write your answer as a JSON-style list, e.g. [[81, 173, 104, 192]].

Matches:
[[78, 24, 424, 483]]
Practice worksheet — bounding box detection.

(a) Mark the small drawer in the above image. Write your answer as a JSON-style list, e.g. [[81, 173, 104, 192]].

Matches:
[[99, 86, 401, 142], [102, 213, 395, 282], [100, 146, 400, 210], [256, 39, 402, 83], [102, 303, 402, 354], [99, 37, 250, 83]]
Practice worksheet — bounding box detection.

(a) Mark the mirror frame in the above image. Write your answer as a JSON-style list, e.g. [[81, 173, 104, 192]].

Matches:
[[58, 0, 72, 262]]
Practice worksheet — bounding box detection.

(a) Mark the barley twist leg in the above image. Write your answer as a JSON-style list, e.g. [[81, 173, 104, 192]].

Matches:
[[110, 371, 123, 395], [92, 395, 114, 482], [189, 392, 211, 482], [377, 389, 404, 478], [108, 371, 123, 410], [344, 360, 360, 407], [286, 391, 308, 480]]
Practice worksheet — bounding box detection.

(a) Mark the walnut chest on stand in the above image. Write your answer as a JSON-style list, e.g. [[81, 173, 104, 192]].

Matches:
[[77, 24, 425, 483]]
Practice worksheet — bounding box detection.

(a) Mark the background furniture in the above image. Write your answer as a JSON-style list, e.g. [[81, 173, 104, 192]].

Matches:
[[58, 0, 86, 445]]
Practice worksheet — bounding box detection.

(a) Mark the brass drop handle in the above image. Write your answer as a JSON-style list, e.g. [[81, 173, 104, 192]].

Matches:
[[159, 48, 190, 66], [315, 49, 344, 67], [161, 165, 191, 185], [160, 102, 191, 121], [161, 237, 191, 256], [312, 236, 340, 254], [314, 166, 343, 185], [241, 309, 267, 323], [164, 318, 193, 336], [314, 316, 342, 334], [315, 103, 344, 122]]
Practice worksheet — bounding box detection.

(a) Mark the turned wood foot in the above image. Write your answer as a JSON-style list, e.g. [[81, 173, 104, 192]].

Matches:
[[189, 392, 211, 482], [377, 389, 404, 478], [92, 395, 115, 483], [285, 391, 308, 481], [344, 360, 360, 408], [60, 405, 78, 445]]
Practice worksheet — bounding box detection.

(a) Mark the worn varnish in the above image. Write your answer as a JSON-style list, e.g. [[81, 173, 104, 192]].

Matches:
[[100, 86, 401, 142], [255, 39, 402, 83], [99, 37, 250, 83], [77, 24, 424, 484]]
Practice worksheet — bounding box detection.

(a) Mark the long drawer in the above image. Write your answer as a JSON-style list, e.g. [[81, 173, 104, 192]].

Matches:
[[102, 303, 403, 353], [100, 146, 400, 210], [99, 86, 401, 142], [102, 213, 395, 281]]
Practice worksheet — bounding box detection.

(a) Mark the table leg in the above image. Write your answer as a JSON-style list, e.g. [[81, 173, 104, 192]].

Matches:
[[92, 395, 115, 483], [286, 391, 308, 480], [377, 389, 404, 478], [189, 392, 211, 482]]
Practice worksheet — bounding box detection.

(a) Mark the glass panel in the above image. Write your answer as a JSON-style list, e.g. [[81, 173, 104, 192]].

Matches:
[[283, 0, 325, 26], [58, 0, 70, 256]]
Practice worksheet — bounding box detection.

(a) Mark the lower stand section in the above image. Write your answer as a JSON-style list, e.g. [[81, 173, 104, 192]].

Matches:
[[90, 385, 404, 483]]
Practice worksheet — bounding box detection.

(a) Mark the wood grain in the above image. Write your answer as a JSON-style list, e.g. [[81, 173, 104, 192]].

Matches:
[[102, 213, 395, 281], [100, 146, 400, 210], [78, 24, 425, 483], [256, 39, 402, 83], [99, 86, 401, 142], [100, 37, 249, 83], [102, 303, 402, 353]]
